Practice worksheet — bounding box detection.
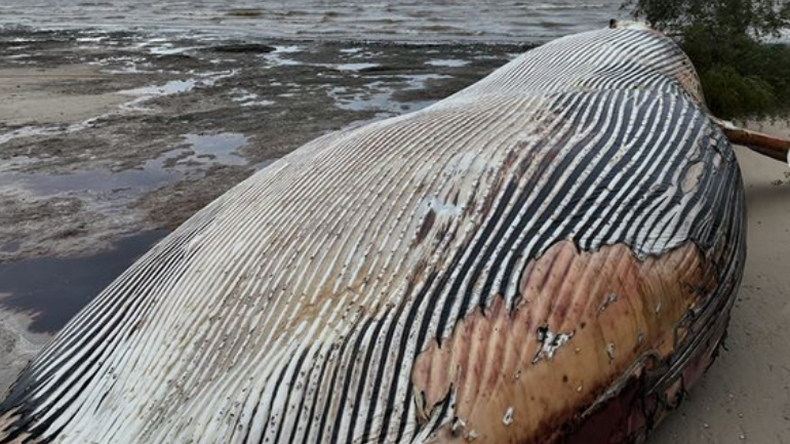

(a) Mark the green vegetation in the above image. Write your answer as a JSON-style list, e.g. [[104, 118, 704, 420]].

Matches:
[[625, 0, 790, 119]]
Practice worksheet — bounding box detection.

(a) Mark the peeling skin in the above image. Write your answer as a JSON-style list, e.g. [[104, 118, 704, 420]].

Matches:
[[412, 240, 716, 443], [532, 326, 575, 364]]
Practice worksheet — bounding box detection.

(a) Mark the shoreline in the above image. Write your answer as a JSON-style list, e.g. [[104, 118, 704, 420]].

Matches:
[[0, 1, 625, 45]]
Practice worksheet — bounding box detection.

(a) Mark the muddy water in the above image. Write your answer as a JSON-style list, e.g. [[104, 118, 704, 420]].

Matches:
[[0, 132, 249, 197], [0, 0, 624, 43], [0, 230, 164, 332]]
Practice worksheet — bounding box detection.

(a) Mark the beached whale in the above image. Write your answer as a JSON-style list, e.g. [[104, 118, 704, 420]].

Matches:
[[0, 22, 760, 443]]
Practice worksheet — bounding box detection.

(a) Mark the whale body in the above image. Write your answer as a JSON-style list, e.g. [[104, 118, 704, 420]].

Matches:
[[0, 24, 745, 444]]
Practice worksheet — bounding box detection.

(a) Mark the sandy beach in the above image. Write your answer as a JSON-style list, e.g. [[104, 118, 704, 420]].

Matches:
[[648, 123, 790, 443], [0, 26, 789, 443], [0, 65, 128, 126]]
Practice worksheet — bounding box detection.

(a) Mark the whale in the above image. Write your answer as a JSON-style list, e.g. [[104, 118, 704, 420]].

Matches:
[[0, 23, 754, 443]]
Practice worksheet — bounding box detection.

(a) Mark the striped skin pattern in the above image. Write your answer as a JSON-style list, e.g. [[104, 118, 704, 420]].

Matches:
[[0, 24, 745, 444]]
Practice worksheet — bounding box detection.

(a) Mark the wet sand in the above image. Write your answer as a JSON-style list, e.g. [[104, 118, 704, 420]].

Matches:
[[1, 27, 789, 442], [0, 65, 128, 126]]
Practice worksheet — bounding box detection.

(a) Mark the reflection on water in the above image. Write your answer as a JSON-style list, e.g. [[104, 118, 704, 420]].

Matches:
[[0, 230, 165, 332], [0, 132, 249, 198], [328, 73, 451, 115], [263, 45, 304, 68], [0, 0, 625, 43], [119, 71, 235, 111], [0, 159, 178, 196], [425, 58, 470, 67], [183, 132, 248, 165]]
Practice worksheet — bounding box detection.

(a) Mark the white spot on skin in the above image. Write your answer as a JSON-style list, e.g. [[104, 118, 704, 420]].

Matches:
[[532, 325, 575, 364], [597, 292, 618, 315], [502, 407, 514, 426], [426, 198, 462, 218], [606, 343, 616, 362]]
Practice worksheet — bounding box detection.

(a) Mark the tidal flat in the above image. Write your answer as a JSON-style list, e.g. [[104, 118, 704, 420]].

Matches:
[[0, 27, 530, 263]]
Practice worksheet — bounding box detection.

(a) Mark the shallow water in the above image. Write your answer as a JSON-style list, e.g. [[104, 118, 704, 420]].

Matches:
[[0, 0, 624, 43], [0, 132, 249, 198], [183, 132, 248, 165], [0, 230, 165, 332]]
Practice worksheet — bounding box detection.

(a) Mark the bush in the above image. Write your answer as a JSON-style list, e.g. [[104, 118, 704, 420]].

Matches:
[[625, 0, 790, 119]]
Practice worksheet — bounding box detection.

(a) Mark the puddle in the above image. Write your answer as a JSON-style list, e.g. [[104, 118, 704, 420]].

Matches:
[[328, 83, 398, 112], [328, 73, 451, 115], [0, 230, 166, 333], [0, 126, 62, 146], [0, 150, 184, 197], [231, 91, 259, 102], [326, 62, 379, 72], [148, 45, 198, 55], [401, 73, 453, 88], [119, 71, 235, 111], [76, 36, 106, 43], [229, 90, 274, 107], [120, 78, 199, 96], [135, 37, 197, 55], [0, 155, 43, 173], [0, 132, 248, 198], [0, 241, 21, 253], [0, 71, 236, 145], [241, 100, 274, 107], [263, 45, 304, 68], [0, 118, 101, 146], [0, 160, 178, 197], [425, 59, 470, 67], [182, 132, 247, 165], [96, 55, 153, 74]]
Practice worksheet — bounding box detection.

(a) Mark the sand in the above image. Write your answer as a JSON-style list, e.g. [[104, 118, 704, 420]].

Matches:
[[649, 121, 790, 443], [0, 66, 127, 126], [0, 309, 50, 398]]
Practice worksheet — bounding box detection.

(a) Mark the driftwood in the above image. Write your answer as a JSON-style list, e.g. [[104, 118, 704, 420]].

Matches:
[[715, 118, 790, 162]]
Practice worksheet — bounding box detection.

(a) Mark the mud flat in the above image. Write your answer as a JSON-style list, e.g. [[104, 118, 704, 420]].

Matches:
[[0, 27, 528, 263]]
